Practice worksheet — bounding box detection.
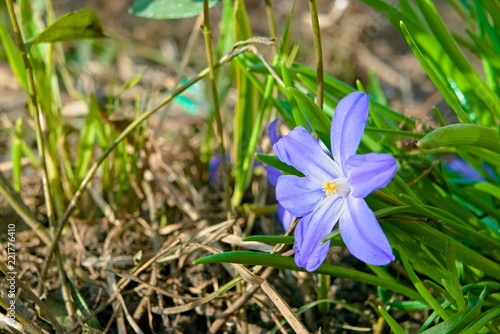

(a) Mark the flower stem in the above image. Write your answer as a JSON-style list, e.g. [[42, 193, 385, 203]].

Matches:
[[308, 0, 324, 109], [264, 0, 278, 39], [203, 0, 233, 219], [318, 273, 331, 315]]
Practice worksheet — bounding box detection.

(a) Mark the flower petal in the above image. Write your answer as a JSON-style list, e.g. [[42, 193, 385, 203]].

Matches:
[[274, 126, 342, 184], [345, 153, 397, 198], [265, 165, 281, 187], [339, 196, 395, 265], [209, 154, 230, 183], [331, 92, 369, 169], [276, 175, 325, 216], [446, 156, 486, 182], [268, 118, 281, 146], [294, 195, 346, 272], [277, 204, 294, 231]]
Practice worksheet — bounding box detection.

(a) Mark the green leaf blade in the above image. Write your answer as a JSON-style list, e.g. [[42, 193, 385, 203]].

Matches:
[[193, 251, 424, 302], [288, 87, 331, 148], [129, 0, 221, 19], [0, 23, 28, 92], [418, 124, 500, 153], [242, 235, 294, 244], [28, 9, 105, 46], [254, 153, 303, 177]]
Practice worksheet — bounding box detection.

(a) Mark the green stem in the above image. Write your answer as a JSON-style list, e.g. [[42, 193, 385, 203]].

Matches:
[[264, 0, 278, 39], [317, 273, 330, 315], [203, 0, 232, 219], [5, 0, 55, 230], [308, 0, 324, 109], [5, 0, 64, 301]]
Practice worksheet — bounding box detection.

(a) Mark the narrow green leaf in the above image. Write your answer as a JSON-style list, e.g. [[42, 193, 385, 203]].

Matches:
[[118, 72, 145, 95], [357, 0, 421, 29], [467, 33, 500, 70], [0, 23, 28, 92], [470, 182, 500, 200], [462, 305, 500, 334], [288, 87, 331, 148], [444, 242, 467, 310], [281, 62, 305, 128], [242, 235, 294, 244], [193, 251, 424, 302], [416, 0, 473, 77], [476, 0, 500, 30], [76, 97, 98, 181], [27, 9, 104, 46], [397, 301, 433, 311], [393, 219, 500, 279], [367, 70, 388, 105], [378, 306, 406, 334], [230, 0, 256, 207], [364, 127, 424, 138], [399, 21, 471, 123], [12, 118, 23, 192], [67, 276, 102, 330], [399, 248, 450, 320], [248, 63, 416, 127], [295, 64, 416, 127], [418, 124, 500, 154], [424, 280, 456, 307], [433, 107, 447, 127], [129, 0, 221, 19], [421, 288, 486, 334], [234, 68, 274, 207], [278, 0, 296, 56], [416, 0, 500, 118], [254, 153, 303, 177], [19, 0, 42, 40]]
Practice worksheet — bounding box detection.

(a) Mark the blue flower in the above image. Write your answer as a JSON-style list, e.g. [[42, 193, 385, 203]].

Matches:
[[445, 156, 488, 182], [265, 119, 294, 231], [208, 154, 230, 183], [274, 92, 397, 271]]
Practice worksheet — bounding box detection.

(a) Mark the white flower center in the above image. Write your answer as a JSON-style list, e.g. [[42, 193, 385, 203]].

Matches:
[[323, 177, 350, 197]]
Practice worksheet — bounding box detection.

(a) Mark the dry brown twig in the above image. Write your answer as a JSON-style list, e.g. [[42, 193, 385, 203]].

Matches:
[[189, 242, 308, 334]]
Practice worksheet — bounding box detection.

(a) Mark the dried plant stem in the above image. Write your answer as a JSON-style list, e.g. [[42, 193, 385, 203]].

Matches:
[[0, 171, 52, 245], [308, 0, 324, 109], [198, 240, 308, 334], [56, 252, 75, 319], [0, 295, 45, 334], [208, 267, 275, 333], [68, 240, 182, 333], [0, 262, 64, 332]]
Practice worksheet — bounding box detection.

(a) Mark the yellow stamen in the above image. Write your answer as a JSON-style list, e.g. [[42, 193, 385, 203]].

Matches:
[[323, 181, 337, 196]]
